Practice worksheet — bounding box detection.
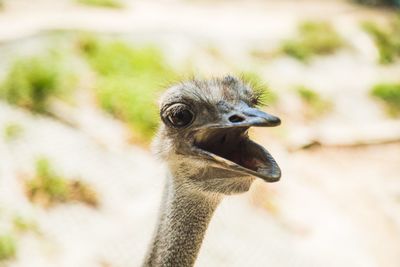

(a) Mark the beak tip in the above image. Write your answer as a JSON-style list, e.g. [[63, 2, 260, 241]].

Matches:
[[262, 175, 281, 183], [270, 116, 281, 126]]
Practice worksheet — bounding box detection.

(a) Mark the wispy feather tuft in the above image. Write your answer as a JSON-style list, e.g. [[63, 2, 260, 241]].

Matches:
[[240, 73, 269, 107]]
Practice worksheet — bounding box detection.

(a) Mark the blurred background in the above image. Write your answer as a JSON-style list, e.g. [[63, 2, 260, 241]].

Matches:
[[0, 0, 399, 266]]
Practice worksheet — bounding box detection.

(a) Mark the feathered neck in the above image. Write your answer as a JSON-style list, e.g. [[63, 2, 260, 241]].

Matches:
[[143, 173, 221, 267]]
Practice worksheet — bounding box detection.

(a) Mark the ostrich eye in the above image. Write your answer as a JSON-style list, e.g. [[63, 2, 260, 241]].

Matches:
[[165, 104, 194, 128]]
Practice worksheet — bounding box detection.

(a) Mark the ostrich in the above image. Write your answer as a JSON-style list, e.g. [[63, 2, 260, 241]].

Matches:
[[143, 76, 281, 267]]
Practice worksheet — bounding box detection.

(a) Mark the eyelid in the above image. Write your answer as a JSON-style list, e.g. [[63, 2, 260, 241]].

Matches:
[[160, 103, 195, 128], [162, 102, 192, 115], [168, 104, 185, 115]]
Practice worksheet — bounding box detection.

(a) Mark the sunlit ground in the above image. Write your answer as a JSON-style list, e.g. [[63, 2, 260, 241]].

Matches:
[[0, 0, 400, 266]]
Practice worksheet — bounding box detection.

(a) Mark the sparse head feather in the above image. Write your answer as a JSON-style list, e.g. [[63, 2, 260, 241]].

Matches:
[[159, 75, 266, 110], [239, 74, 269, 107]]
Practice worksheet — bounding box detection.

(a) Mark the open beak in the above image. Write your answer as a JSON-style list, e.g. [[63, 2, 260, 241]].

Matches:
[[191, 107, 282, 183]]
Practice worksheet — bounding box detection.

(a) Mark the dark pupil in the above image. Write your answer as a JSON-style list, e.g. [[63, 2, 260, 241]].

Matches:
[[169, 109, 193, 127]]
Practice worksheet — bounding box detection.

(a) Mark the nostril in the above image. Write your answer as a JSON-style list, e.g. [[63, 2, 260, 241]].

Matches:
[[229, 115, 245, 123]]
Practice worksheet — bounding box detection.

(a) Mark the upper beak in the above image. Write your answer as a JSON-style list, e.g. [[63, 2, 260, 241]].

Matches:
[[202, 107, 281, 129], [238, 107, 281, 127], [194, 107, 281, 130]]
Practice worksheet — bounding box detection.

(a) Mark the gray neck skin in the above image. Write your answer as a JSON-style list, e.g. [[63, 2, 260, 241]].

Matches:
[[143, 174, 221, 267]]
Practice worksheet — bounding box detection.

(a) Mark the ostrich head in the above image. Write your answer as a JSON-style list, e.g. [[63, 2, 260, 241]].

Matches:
[[153, 76, 281, 195]]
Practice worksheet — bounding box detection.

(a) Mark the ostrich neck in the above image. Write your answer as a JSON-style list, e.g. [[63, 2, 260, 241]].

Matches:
[[143, 173, 221, 267]]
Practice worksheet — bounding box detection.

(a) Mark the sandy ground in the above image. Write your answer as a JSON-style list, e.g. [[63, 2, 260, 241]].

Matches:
[[0, 0, 400, 267]]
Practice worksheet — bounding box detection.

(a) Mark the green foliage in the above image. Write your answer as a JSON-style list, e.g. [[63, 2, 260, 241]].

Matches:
[[81, 40, 173, 78], [95, 76, 160, 139], [76, 0, 123, 8], [78, 37, 177, 142], [240, 72, 278, 105], [0, 234, 16, 261], [26, 158, 98, 207], [3, 122, 23, 142], [12, 216, 38, 234], [363, 18, 400, 64], [370, 83, 400, 116], [296, 86, 333, 118], [281, 21, 344, 62], [354, 0, 400, 6], [0, 53, 76, 113], [27, 158, 69, 203]]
